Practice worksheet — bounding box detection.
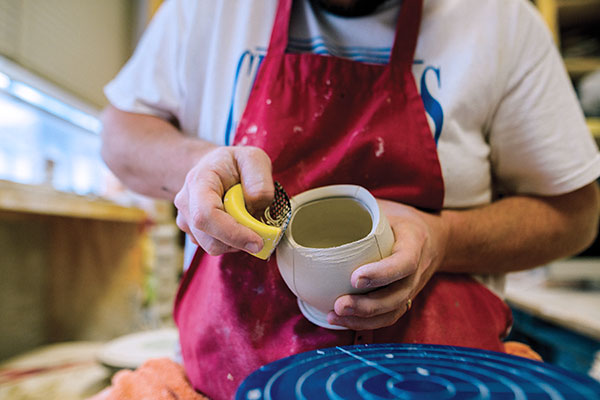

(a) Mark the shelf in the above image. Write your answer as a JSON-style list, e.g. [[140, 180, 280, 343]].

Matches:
[[0, 180, 146, 222], [556, 0, 600, 22], [564, 57, 600, 79], [588, 117, 600, 139], [536, 0, 600, 46]]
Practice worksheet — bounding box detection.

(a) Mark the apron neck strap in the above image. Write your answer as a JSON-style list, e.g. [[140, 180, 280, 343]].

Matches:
[[389, 0, 422, 65], [266, 0, 294, 56], [266, 0, 423, 65]]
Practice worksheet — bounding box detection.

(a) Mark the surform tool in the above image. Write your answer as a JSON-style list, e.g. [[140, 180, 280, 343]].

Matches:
[[223, 182, 292, 259]]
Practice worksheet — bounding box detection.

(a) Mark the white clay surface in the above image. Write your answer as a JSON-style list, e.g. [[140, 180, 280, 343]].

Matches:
[[290, 197, 372, 248]]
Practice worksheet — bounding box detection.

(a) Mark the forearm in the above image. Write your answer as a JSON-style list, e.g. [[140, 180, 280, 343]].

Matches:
[[100, 105, 216, 200], [331, 182, 599, 330], [438, 182, 600, 274]]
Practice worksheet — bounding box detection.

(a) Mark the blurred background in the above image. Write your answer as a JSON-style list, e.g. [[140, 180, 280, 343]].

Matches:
[[0, 1, 598, 399], [0, 1, 182, 398]]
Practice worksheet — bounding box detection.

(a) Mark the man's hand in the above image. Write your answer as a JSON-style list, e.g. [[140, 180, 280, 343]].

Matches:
[[101, 107, 277, 257], [327, 200, 449, 330], [174, 146, 274, 256], [326, 182, 600, 331]]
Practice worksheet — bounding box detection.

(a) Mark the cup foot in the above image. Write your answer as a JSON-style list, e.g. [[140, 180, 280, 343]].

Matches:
[[297, 299, 348, 330]]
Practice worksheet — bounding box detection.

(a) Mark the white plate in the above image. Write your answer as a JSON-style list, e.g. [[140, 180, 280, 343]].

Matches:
[[97, 328, 179, 370]]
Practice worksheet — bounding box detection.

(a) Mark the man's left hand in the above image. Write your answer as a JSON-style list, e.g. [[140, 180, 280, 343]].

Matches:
[[327, 199, 449, 330]]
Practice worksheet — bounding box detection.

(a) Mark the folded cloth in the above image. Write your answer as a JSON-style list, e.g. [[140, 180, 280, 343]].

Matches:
[[88, 358, 208, 400], [503, 341, 543, 361]]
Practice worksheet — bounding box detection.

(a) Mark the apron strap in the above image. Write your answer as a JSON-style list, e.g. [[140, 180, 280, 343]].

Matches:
[[266, 0, 294, 56], [389, 0, 423, 66]]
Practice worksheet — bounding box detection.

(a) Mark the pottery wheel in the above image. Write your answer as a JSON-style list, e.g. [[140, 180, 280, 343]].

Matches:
[[236, 343, 600, 399]]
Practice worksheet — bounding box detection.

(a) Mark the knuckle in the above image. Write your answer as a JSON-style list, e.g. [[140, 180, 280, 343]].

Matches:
[[404, 266, 418, 279], [345, 322, 361, 331], [408, 256, 420, 272], [393, 306, 404, 319], [193, 209, 245, 249], [175, 218, 188, 233], [238, 147, 272, 175], [190, 208, 211, 231], [246, 186, 274, 212], [392, 298, 407, 314], [251, 184, 274, 199], [201, 147, 234, 172], [335, 296, 354, 312], [175, 213, 189, 231], [202, 240, 225, 256], [380, 315, 400, 329], [336, 318, 359, 330], [209, 146, 232, 160], [390, 308, 404, 323], [255, 149, 271, 165], [386, 260, 417, 282], [357, 303, 379, 318], [173, 191, 185, 209], [351, 296, 383, 318], [244, 145, 268, 160], [203, 247, 220, 257]]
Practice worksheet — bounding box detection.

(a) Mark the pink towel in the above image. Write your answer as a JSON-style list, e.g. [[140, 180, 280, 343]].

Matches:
[[504, 341, 543, 361]]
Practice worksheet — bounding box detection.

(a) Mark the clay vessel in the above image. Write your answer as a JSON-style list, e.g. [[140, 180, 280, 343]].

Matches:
[[276, 185, 394, 330]]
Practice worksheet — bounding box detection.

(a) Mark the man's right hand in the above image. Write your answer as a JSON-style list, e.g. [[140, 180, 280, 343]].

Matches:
[[174, 146, 274, 256]]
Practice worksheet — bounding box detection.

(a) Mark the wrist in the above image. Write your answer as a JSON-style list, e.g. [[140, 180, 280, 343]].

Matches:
[[431, 209, 452, 274], [435, 209, 461, 273], [155, 138, 217, 200], [407, 207, 451, 276], [181, 137, 218, 173]]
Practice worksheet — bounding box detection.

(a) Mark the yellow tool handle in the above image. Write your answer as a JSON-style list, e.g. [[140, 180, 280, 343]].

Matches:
[[223, 184, 282, 260]]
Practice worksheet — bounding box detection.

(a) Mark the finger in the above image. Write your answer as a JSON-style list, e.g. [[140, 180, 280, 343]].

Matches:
[[177, 200, 245, 255], [174, 146, 272, 253], [184, 170, 263, 247], [334, 280, 412, 318], [327, 309, 404, 331], [351, 249, 420, 290], [175, 183, 262, 254], [175, 212, 198, 245], [193, 231, 238, 256], [189, 200, 264, 253], [351, 226, 423, 290], [234, 147, 274, 213], [174, 197, 201, 247]]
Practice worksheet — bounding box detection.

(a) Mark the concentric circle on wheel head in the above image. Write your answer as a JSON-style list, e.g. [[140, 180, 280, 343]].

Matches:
[[236, 343, 600, 400]]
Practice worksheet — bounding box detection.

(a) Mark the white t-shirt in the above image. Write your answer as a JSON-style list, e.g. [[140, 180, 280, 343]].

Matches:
[[105, 0, 600, 292], [106, 0, 600, 207]]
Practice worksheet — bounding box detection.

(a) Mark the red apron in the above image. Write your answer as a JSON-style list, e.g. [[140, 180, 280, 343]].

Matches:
[[174, 0, 512, 398]]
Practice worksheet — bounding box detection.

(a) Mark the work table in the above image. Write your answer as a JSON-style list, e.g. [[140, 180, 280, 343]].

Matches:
[[506, 259, 600, 341], [505, 259, 600, 376]]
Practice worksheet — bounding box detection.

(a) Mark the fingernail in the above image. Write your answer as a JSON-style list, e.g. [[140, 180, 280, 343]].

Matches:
[[355, 278, 371, 289], [245, 242, 261, 253]]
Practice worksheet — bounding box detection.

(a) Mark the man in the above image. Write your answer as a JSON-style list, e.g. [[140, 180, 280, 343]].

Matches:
[[100, 0, 600, 398]]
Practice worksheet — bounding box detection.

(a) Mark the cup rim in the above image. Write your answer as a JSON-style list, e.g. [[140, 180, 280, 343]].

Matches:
[[284, 184, 380, 251]]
